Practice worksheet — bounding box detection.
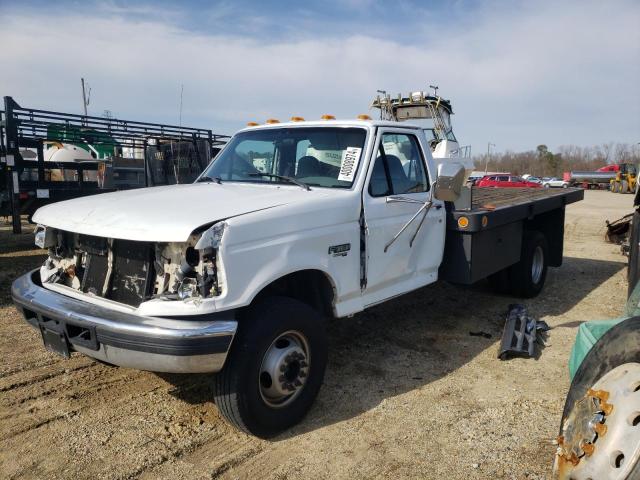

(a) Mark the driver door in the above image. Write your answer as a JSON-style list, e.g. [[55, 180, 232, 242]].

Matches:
[[362, 129, 445, 307]]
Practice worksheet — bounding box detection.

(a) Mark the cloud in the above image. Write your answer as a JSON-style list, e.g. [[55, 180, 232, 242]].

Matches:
[[0, 0, 638, 152]]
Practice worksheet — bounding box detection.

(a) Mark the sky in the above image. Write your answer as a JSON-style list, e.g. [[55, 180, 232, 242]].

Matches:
[[0, 0, 638, 154]]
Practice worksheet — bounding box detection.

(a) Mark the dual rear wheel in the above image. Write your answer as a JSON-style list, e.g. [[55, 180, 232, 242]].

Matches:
[[489, 230, 549, 298]]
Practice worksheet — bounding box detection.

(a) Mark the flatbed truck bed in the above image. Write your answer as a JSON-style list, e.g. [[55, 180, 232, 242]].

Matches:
[[440, 187, 584, 284]]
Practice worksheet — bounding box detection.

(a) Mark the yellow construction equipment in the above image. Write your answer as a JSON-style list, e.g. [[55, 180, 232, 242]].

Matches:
[[610, 163, 637, 194]]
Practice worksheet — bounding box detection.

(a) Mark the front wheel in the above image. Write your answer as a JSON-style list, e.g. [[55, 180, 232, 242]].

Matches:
[[213, 296, 328, 438]]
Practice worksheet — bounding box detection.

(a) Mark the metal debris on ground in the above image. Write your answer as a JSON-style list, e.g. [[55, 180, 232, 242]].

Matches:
[[605, 213, 632, 256], [469, 331, 492, 338], [498, 304, 550, 360]]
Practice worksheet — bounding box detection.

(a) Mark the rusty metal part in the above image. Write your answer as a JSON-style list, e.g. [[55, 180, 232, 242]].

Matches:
[[593, 422, 607, 436], [554, 362, 640, 480], [556, 394, 603, 462], [605, 213, 632, 244], [588, 388, 610, 402], [580, 442, 595, 457], [587, 389, 615, 416]]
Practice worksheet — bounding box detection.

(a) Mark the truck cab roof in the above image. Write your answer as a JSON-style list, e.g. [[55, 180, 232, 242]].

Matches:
[[239, 119, 424, 133]]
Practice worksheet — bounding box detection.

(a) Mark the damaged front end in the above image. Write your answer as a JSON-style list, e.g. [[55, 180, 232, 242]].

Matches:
[[35, 222, 226, 308]]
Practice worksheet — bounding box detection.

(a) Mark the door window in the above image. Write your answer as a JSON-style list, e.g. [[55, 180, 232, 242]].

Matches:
[[368, 133, 429, 197]]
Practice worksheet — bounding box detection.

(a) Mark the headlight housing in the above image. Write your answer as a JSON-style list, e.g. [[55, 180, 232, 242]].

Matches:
[[34, 225, 56, 249], [195, 221, 227, 251]]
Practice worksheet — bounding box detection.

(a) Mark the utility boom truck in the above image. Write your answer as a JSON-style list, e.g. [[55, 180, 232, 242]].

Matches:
[[12, 119, 583, 437]]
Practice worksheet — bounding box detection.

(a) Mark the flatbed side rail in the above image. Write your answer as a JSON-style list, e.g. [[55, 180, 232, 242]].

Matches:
[[446, 187, 584, 232]]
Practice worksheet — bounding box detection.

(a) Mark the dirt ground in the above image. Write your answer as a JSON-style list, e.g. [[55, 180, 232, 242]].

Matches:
[[0, 190, 633, 480]]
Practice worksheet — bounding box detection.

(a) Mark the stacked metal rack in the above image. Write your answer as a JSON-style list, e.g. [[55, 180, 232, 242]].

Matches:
[[1, 96, 229, 233]]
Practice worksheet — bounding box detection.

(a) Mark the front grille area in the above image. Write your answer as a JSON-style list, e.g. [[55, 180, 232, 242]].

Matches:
[[78, 237, 155, 307], [109, 240, 155, 306]]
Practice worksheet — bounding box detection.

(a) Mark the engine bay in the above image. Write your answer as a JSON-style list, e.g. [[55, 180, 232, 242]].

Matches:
[[37, 226, 222, 307]]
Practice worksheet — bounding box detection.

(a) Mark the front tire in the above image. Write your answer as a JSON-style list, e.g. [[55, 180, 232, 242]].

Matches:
[[213, 296, 328, 438], [509, 231, 548, 298]]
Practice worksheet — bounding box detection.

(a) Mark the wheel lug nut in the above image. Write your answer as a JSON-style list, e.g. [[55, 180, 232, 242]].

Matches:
[[278, 375, 285, 382], [279, 364, 286, 372], [594, 423, 607, 436], [294, 379, 302, 386], [588, 389, 609, 402], [581, 442, 595, 457]]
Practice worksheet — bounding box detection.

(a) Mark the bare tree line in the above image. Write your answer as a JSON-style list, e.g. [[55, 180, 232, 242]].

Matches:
[[473, 142, 640, 178]]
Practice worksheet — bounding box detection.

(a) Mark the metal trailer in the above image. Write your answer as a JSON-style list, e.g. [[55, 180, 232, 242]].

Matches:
[[1, 96, 229, 233], [563, 170, 617, 189]]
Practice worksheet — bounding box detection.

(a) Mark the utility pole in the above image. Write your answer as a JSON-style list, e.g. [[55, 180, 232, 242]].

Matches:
[[485, 142, 495, 173], [179, 84, 184, 127], [81, 78, 90, 116]]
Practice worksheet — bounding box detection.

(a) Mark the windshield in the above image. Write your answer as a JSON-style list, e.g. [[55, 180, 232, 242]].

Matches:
[[201, 127, 367, 188]]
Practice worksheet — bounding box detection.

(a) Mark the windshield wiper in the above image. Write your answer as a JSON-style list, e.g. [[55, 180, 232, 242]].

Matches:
[[248, 173, 311, 191], [197, 175, 222, 184]]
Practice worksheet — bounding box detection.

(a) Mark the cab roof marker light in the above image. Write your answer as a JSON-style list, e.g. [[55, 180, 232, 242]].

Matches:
[[246, 121, 259, 126], [357, 114, 372, 120], [290, 116, 305, 122], [265, 118, 280, 124], [321, 114, 335, 120]]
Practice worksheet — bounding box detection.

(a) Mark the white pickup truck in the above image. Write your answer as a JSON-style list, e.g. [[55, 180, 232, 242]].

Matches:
[[12, 119, 583, 437]]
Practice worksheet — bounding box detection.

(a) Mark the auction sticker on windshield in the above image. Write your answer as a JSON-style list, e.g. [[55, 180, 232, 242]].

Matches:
[[337, 147, 361, 182]]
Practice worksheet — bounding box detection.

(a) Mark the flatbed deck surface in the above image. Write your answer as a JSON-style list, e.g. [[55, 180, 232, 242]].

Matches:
[[447, 187, 584, 232], [469, 187, 582, 210]]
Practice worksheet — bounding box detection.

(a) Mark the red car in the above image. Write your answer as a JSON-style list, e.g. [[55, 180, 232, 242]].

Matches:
[[476, 174, 542, 188]]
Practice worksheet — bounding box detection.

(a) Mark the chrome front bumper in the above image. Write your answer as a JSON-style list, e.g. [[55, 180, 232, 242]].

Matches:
[[11, 270, 237, 373]]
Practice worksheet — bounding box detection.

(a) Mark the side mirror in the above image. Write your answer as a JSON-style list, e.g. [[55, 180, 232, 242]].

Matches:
[[434, 162, 465, 202]]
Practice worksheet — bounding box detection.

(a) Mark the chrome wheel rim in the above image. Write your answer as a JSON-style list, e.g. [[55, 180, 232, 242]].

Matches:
[[554, 363, 640, 480], [259, 330, 310, 408], [531, 246, 544, 284]]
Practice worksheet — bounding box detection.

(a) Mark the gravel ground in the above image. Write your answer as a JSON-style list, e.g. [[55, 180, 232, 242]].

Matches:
[[0, 190, 633, 480]]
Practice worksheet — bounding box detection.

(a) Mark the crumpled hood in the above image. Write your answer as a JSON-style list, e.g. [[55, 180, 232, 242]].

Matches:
[[33, 182, 319, 242]]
